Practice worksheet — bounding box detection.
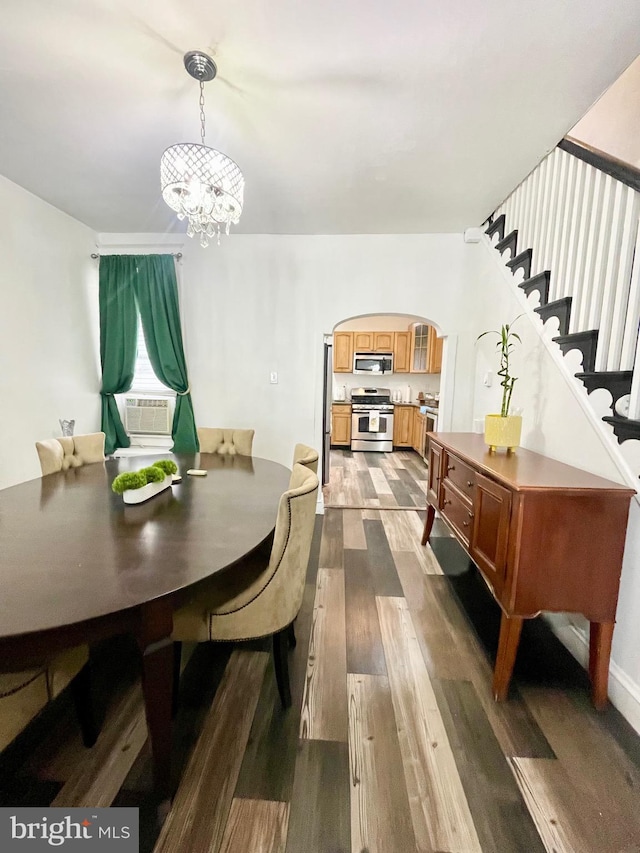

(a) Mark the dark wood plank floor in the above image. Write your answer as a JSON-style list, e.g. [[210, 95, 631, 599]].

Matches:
[[2, 448, 640, 852]]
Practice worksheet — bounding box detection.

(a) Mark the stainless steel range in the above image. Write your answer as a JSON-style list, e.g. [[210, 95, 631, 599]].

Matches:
[[351, 387, 394, 452]]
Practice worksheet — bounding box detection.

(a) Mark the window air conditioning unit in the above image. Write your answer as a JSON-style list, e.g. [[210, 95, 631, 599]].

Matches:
[[125, 397, 172, 436]]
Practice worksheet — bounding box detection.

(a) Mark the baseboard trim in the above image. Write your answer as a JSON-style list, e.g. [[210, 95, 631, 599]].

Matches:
[[546, 619, 640, 735]]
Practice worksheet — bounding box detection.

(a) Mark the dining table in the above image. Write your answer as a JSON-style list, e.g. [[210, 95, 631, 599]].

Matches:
[[0, 452, 291, 798]]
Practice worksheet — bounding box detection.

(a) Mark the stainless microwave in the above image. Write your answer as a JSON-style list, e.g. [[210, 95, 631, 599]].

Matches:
[[353, 352, 394, 375]]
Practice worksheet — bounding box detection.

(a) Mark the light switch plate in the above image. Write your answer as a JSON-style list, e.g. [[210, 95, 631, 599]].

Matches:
[[270, 371, 278, 384]]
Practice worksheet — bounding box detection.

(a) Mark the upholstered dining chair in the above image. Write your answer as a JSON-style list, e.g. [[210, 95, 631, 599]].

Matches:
[[292, 443, 319, 475], [35, 432, 106, 476], [172, 462, 319, 708], [0, 647, 97, 754], [197, 427, 254, 457], [25, 432, 103, 752]]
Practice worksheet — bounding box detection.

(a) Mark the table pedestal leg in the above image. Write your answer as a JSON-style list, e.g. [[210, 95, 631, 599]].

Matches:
[[589, 621, 614, 710], [492, 613, 523, 701], [137, 601, 174, 801], [421, 504, 436, 546]]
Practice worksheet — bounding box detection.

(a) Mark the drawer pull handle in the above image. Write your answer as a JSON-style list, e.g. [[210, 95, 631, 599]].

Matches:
[[443, 499, 451, 506], [467, 480, 474, 487], [463, 521, 469, 527], [468, 511, 474, 519], [447, 465, 455, 473]]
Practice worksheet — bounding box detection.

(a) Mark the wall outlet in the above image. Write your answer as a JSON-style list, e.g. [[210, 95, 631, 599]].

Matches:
[[270, 371, 278, 384]]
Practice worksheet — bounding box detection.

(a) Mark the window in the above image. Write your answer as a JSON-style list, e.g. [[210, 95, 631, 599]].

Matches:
[[131, 317, 174, 397]]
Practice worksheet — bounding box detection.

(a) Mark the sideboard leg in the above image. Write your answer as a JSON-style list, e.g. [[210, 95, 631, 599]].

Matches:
[[421, 504, 436, 546], [589, 621, 614, 710], [492, 613, 523, 701]]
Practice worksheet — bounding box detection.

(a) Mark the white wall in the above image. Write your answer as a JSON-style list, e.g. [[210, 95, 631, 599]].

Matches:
[[569, 54, 640, 169], [472, 239, 640, 733], [99, 232, 480, 462], [0, 174, 99, 489]]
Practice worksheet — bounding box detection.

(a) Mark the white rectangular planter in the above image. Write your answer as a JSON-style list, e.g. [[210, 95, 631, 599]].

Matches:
[[122, 475, 172, 505]]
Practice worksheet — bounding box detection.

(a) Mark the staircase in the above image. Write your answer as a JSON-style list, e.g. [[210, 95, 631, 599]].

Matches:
[[484, 140, 640, 469]]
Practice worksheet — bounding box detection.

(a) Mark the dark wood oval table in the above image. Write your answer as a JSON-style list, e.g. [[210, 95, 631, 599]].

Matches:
[[0, 453, 291, 797]]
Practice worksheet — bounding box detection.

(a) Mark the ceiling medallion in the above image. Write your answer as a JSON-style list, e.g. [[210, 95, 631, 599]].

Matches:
[[160, 51, 244, 247]]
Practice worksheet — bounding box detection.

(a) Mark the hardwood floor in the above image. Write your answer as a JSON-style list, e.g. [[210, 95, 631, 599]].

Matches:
[[2, 448, 640, 852]]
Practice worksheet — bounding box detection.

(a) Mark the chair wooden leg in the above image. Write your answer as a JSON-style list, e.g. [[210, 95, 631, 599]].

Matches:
[[172, 642, 182, 718], [287, 621, 297, 649], [273, 629, 292, 709], [70, 662, 98, 748]]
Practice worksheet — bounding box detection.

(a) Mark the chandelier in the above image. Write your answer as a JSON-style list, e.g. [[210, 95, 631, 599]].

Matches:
[[160, 51, 244, 247]]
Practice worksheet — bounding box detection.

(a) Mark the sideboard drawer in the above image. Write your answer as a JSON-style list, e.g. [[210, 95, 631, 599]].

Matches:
[[443, 451, 476, 499], [441, 481, 474, 547]]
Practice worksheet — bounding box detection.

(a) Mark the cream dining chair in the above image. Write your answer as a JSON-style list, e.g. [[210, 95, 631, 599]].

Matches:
[[172, 462, 319, 708], [197, 427, 254, 457], [0, 647, 96, 753], [35, 432, 106, 476], [7, 431, 106, 753], [292, 443, 319, 475]]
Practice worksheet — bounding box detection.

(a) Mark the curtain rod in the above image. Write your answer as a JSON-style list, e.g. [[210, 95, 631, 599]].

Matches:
[[90, 252, 182, 259]]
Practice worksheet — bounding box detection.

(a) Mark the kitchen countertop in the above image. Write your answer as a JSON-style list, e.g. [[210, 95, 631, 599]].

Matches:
[[332, 400, 439, 409]]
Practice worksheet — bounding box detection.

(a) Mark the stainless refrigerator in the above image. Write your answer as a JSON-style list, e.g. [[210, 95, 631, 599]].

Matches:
[[322, 341, 332, 485]]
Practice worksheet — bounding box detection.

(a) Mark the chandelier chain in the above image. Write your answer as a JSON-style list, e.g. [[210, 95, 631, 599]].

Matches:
[[199, 81, 206, 147]]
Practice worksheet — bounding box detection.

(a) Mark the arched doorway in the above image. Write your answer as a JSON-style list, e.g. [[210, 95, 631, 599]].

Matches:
[[322, 312, 443, 511]]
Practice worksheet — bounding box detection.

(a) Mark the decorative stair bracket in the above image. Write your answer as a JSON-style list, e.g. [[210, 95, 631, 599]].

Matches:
[[552, 330, 599, 374], [535, 297, 572, 337], [575, 371, 633, 415], [495, 229, 518, 260], [602, 416, 640, 444], [519, 271, 550, 307], [485, 213, 505, 243], [506, 248, 532, 280]]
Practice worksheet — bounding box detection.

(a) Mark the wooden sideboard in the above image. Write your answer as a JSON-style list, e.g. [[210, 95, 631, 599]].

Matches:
[[421, 433, 635, 708]]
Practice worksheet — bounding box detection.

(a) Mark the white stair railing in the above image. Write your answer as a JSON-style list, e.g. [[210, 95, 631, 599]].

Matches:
[[490, 142, 640, 417]]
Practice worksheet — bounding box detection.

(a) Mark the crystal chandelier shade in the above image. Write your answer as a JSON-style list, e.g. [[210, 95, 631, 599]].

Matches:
[[160, 52, 244, 247]]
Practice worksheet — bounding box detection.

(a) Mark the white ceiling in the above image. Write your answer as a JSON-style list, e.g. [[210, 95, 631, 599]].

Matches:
[[1, 0, 640, 235]]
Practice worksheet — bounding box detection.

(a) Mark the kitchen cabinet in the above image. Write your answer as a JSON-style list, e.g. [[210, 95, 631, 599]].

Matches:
[[331, 404, 352, 446], [427, 328, 443, 373], [352, 331, 399, 355], [412, 410, 427, 458], [373, 332, 394, 351], [409, 323, 429, 372], [409, 323, 442, 373], [334, 326, 438, 374], [422, 433, 634, 709], [353, 332, 374, 351], [393, 331, 411, 372], [393, 405, 414, 447], [333, 333, 353, 373]]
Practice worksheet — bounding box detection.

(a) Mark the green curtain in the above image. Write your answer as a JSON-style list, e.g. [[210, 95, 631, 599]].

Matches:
[[99, 256, 138, 455], [133, 255, 199, 453]]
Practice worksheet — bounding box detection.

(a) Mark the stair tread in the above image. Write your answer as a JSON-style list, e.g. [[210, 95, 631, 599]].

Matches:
[[552, 329, 598, 342], [536, 296, 572, 310], [506, 248, 532, 265], [575, 370, 632, 379], [603, 415, 640, 425], [522, 270, 551, 283]]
